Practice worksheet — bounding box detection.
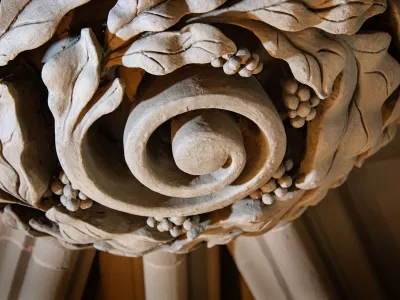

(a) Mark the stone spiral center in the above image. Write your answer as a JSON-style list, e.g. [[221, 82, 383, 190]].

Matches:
[[171, 110, 244, 176]]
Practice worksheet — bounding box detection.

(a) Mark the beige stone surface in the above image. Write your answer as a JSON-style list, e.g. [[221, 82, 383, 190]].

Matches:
[[230, 222, 338, 300], [106, 0, 228, 50], [0, 69, 56, 207], [192, 0, 387, 34], [0, 0, 398, 256], [0, 0, 90, 66]]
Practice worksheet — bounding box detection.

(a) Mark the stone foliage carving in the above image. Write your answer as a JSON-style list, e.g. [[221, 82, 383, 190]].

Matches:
[[0, 0, 90, 66], [106, 0, 228, 50], [0, 0, 399, 256], [0, 67, 55, 207], [105, 23, 237, 74], [193, 0, 387, 34]]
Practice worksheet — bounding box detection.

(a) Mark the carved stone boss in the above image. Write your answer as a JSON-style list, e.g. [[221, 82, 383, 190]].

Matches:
[[0, 0, 399, 256]]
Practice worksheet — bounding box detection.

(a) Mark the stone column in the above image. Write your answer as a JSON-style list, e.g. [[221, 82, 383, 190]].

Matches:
[[143, 251, 188, 300], [229, 221, 337, 300], [0, 223, 95, 300]]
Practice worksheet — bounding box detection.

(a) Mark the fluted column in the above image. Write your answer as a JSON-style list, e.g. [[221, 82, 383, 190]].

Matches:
[[229, 221, 337, 300], [143, 251, 188, 300], [0, 223, 95, 300]]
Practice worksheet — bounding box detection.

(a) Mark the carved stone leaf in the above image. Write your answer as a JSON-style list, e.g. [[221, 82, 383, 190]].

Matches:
[[0, 80, 55, 206], [106, 0, 227, 50], [30, 205, 173, 256], [344, 33, 400, 164], [107, 0, 165, 34], [42, 28, 124, 139], [1, 204, 46, 237], [228, 20, 345, 98], [106, 24, 237, 75], [168, 191, 304, 253], [93, 227, 174, 257], [42, 28, 127, 212], [43, 205, 141, 244], [195, 0, 387, 35], [295, 45, 359, 189], [0, 189, 24, 205], [296, 32, 400, 190], [0, 0, 91, 66]]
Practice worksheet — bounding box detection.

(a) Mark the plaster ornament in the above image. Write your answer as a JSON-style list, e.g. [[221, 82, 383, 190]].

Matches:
[[0, 0, 398, 256]]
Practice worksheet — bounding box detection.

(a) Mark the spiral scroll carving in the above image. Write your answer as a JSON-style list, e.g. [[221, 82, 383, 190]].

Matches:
[[44, 52, 286, 217], [122, 66, 286, 214]]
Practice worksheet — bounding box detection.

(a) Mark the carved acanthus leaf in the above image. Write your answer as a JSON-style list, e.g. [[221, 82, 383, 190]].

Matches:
[[105, 24, 237, 75], [0, 0, 91, 66], [43, 28, 124, 140], [42, 28, 129, 213], [344, 33, 400, 163], [107, 0, 165, 34], [297, 32, 400, 190], [0, 79, 55, 206], [0, 187, 25, 205], [31, 205, 174, 256], [168, 191, 305, 253], [1, 204, 46, 237], [106, 0, 228, 50], [225, 20, 345, 98], [193, 0, 387, 35]]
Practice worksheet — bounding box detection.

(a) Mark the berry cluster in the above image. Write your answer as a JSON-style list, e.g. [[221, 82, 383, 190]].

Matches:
[[211, 48, 263, 77], [249, 159, 294, 205], [146, 215, 202, 240], [51, 170, 93, 212], [282, 79, 323, 128]]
